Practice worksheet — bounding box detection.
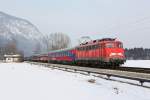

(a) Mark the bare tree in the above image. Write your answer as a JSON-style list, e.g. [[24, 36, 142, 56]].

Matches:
[[5, 40, 18, 54], [33, 42, 42, 54], [42, 34, 51, 52], [42, 33, 71, 52]]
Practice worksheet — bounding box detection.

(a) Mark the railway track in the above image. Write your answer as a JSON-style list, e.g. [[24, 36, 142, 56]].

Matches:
[[26, 61, 150, 74], [54, 64, 150, 74], [27, 61, 150, 88]]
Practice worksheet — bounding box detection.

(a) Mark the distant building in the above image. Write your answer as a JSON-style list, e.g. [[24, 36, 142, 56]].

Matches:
[[0, 47, 7, 60], [4, 54, 23, 62]]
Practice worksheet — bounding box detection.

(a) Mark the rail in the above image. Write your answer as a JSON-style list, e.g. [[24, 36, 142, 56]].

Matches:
[[119, 67, 150, 73], [99, 67, 150, 74]]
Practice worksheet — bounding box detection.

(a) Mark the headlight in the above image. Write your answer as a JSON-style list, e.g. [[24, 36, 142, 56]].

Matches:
[[118, 53, 123, 56], [109, 53, 117, 56], [109, 53, 123, 56]]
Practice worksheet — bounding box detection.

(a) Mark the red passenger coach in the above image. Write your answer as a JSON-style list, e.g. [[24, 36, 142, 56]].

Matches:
[[75, 38, 125, 66], [48, 48, 76, 64], [39, 54, 48, 62]]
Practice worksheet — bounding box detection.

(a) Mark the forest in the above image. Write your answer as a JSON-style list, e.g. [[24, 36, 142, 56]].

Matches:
[[125, 48, 150, 60]]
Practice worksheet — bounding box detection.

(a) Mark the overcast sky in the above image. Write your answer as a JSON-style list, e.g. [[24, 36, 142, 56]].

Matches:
[[0, 0, 150, 48]]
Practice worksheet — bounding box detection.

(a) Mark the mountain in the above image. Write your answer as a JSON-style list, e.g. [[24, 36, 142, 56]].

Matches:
[[0, 11, 43, 56]]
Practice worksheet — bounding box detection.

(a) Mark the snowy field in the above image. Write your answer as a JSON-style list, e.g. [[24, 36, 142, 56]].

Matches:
[[122, 60, 150, 68], [0, 62, 150, 100]]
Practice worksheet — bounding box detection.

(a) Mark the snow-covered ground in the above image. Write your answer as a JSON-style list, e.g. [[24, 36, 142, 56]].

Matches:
[[122, 60, 150, 68], [0, 62, 150, 100]]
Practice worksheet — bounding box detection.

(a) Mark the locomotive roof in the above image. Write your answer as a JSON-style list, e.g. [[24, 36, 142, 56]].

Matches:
[[79, 38, 117, 46], [98, 38, 116, 42]]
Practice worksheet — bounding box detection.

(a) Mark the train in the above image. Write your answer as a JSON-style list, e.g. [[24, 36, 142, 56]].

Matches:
[[27, 38, 126, 67]]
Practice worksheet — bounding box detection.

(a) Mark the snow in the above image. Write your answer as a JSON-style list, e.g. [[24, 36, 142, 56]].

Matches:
[[0, 62, 150, 100], [122, 60, 150, 68]]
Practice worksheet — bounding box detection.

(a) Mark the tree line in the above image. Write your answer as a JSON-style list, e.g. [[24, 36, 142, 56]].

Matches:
[[0, 32, 71, 60], [34, 32, 71, 54], [125, 48, 150, 60]]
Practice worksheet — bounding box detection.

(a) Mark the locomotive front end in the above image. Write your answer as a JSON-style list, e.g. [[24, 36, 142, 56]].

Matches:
[[105, 40, 126, 66]]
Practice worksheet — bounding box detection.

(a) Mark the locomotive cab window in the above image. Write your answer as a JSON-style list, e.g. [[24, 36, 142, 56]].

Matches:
[[105, 43, 114, 48], [117, 43, 123, 48]]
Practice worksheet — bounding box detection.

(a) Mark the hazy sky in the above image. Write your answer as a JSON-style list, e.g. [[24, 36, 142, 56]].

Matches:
[[0, 0, 150, 48]]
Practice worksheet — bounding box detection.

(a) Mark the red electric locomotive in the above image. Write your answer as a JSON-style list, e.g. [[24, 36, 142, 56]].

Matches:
[[75, 38, 125, 66]]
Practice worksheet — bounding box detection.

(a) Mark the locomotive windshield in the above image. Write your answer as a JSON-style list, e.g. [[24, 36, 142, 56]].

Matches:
[[106, 43, 114, 48], [105, 42, 123, 48]]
